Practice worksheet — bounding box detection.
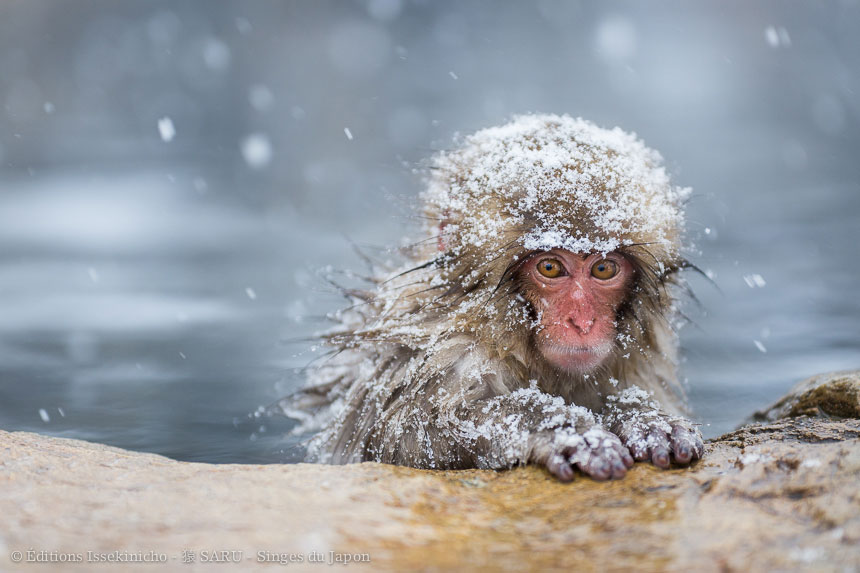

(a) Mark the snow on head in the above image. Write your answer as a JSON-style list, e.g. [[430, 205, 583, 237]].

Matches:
[[424, 114, 689, 259]]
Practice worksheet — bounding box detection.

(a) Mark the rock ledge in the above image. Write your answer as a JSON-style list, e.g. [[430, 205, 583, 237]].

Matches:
[[1, 371, 859, 572]]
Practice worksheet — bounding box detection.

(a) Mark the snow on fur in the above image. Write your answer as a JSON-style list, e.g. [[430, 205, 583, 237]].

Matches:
[[284, 114, 692, 471], [425, 114, 689, 258]]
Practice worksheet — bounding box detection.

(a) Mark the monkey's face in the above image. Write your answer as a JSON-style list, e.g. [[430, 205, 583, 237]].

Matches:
[[520, 248, 633, 374]]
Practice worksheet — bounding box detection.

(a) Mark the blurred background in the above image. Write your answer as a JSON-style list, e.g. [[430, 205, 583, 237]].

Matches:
[[0, 0, 857, 463]]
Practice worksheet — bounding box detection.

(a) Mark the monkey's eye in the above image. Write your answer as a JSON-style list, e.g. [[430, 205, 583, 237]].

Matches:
[[536, 258, 565, 278], [591, 259, 619, 280]]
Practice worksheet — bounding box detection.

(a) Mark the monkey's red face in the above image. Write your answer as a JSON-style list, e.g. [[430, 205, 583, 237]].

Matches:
[[521, 249, 633, 374]]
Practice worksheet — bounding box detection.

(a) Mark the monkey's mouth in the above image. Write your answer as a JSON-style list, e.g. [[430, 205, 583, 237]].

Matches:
[[538, 341, 613, 372], [541, 341, 613, 355]]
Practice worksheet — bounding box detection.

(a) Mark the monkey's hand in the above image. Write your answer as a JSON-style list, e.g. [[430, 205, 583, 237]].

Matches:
[[530, 426, 634, 482], [604, 388, 704, 469], [444, 387, 634, 480]]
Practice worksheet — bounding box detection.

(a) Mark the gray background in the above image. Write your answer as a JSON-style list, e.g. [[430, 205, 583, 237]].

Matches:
[[0, 0, 857, 462]]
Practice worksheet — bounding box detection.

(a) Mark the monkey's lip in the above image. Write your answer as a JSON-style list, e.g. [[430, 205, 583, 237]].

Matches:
[[540, 342, 613, 356], [539, 341, 613, 372]]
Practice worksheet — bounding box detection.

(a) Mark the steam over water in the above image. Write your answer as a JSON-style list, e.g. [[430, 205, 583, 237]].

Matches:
[[0, 2, 857, 462]]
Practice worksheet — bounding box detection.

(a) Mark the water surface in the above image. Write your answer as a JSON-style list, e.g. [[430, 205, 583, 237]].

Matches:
[[1, 1, 857, 462]]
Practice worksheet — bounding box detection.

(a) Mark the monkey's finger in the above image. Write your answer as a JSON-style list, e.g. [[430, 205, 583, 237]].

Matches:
[[670, 425, 696, 465], [647, 430, 672, 469], [620, 450, 635, 469], [600, 432, 634, 471], [604, 446, 630, 479], [556, 463, 575, 482], [583, 447, 629, 480], [692, 433, 705, 460], [612, 441, 635, 468], [676, 425, 705, 461], [608, 456, 629, 479], [626, 431, 650, 461], [578, 453, 612, 481], [547, 454, 576, 482], [651, 446, 671, 469]]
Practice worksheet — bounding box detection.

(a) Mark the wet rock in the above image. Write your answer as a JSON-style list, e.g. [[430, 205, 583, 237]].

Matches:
[[1, 373, 859, 572], [754, 370, 860, 421]]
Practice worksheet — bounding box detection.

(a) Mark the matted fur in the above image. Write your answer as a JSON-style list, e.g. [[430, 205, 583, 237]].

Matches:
[[284, 114, 692, 470]]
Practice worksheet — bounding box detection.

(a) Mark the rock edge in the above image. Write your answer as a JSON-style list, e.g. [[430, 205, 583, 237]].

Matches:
[[1, 371, 859, 572]]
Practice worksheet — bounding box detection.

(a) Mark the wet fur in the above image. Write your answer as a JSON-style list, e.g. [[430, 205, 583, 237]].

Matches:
[[285, 117, 691, 470]]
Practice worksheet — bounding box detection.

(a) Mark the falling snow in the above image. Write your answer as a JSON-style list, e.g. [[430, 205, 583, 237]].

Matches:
[[249, 84, 275, 111], [764, 26, 791, 48], [157, 117, 176, 142], [743, 274, 767, 288], [240, 134, 272, 168]]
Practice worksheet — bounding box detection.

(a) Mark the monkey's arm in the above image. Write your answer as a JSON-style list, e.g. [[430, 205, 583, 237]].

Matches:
[[435, 387, 634, 481], [602, 386, 704, 468]]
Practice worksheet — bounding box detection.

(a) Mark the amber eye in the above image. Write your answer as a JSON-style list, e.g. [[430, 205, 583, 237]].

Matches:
[[536, 258, 565, 278], [591, 259, 619, 280]]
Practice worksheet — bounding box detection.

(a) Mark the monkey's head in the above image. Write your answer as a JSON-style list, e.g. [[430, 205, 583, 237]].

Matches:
[[420, 114, 691, 376]]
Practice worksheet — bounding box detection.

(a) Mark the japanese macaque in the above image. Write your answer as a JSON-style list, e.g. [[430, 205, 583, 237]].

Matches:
[[283, 114, 704, 481]]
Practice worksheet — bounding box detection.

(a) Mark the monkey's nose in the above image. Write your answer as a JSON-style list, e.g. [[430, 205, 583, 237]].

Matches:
[[567, 316, 594, 334]]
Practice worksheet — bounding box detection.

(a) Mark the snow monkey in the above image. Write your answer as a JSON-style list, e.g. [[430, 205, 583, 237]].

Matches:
[[284, 114, 704, 481]]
